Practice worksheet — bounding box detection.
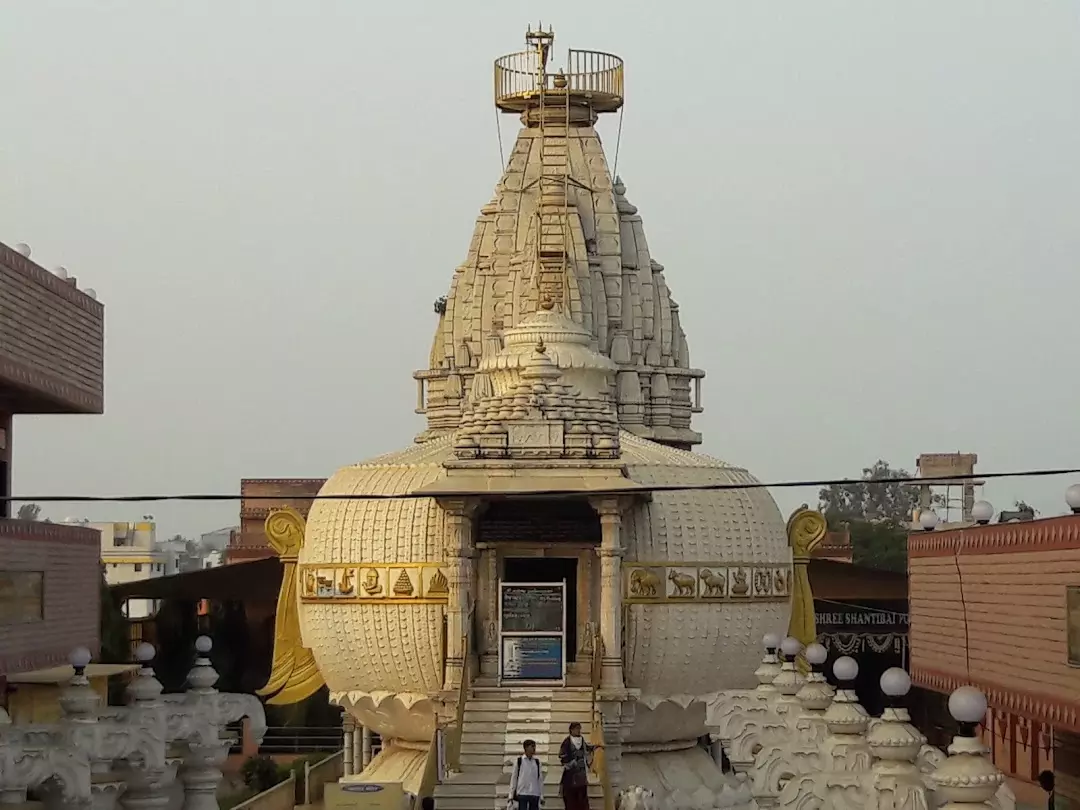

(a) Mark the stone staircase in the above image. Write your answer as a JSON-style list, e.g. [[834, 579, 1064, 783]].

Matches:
[[434, 686, 606, 810]]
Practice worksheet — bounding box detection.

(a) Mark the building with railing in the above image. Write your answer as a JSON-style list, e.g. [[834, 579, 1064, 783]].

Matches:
[[91, 519, 180, 619], [908, 501, 1080, 805]]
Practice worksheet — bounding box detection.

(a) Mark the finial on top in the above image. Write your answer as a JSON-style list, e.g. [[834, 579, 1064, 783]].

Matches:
[[536, 338, 547, 354]]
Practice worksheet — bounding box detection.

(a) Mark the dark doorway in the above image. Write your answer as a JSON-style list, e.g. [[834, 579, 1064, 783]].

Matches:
[[503, 557, 578, 661]]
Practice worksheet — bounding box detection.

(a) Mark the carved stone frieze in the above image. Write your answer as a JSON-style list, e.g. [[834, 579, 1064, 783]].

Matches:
[[625, 562, 792, 604], [299, 563, 451, 603]]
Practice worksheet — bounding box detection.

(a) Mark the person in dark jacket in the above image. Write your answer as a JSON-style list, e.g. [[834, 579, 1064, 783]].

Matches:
[[558, 722, 597, 810], [1038, 770, 1055, 810]]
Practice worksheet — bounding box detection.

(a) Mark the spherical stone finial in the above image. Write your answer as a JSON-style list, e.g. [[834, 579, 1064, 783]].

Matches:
[[195, 635, 213, 654], [779, 636, 802, 658], [880, 667, 912, 698], [1066, 483, 1080, 514], [135, 642, 156, 664], [833, 656, 858, 682], [971, 500, 994, 525], [805, 643, 827, 666], [553, 70, 568, 89], [762, 633, 781, 651], [919, 509, 940, 531], [69, 646, 92, 670], [14, 242, 31, 257], [948, 686, 988, 725]]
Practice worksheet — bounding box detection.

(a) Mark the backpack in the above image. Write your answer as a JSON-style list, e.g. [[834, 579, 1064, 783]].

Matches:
[[513, 756, 541, 793]]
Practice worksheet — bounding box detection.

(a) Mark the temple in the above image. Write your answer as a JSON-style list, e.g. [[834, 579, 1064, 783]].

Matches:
[[260, 27, 798, 810]]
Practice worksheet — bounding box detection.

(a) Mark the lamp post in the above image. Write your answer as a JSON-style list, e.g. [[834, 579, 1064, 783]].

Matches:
[[970, 501, 994, 526], [794, 642, 834, 715], [754, 633, 783, 692], [930, 687, 1002, 809], [773, 637, 806, 713], [1066, 484, 1080, 515], [919, 510, 940, 532]]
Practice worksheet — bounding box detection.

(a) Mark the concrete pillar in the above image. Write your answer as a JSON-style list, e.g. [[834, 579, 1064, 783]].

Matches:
[[591, 498, 625, 690], [343, 715, 354, 777], [440, 499, 478, 691], [353, 727, 363, 774]]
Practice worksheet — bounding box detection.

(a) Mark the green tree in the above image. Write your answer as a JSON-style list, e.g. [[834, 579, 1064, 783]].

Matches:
[[818, 460, 930, 573], [16, 503, 41, 521]]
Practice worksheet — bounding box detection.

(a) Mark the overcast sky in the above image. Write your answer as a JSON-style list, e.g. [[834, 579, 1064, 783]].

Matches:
[[3, 1, 1079, 539]]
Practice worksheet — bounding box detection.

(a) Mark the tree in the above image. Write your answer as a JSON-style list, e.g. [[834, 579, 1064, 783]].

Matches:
[[16, 503, 41, 521], [817, 460, 922, 525], [818, 460, 930, 574]]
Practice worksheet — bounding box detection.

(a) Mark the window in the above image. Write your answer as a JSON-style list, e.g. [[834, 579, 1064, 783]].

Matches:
[[134, 563, 142, 573], [0, 571, 45, 623]]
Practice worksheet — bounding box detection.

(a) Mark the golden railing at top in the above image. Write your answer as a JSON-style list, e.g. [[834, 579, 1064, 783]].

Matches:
[[589, 629, 615, 810], [494, 49, 624, 114]]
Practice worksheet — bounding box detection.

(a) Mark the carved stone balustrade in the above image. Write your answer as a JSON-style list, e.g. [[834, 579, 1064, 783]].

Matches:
[[0, 723, 93, 808], [705, 635, 783, 765]]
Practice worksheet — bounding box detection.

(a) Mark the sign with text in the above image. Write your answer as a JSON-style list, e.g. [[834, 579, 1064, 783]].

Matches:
[[500, 583, 564, 633], [326, 782, 405, 810], [813, 600, 908, 634], [501, 635, 564, 680]]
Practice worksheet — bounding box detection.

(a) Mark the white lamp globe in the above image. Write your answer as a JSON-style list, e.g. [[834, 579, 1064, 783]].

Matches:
[[135, 642, 155, 664], [971, 500, 994, 525], [69, 646, 92, 670], [1066, 484, 1080, 514], [919, 509, 940, 531], [833, 656, 858, 682], [762, 633, 781, 651], [805, 643, 827, 666], [948, 686, 988, 725], [780, 636, 803, 658], [880, 667, 912, 697], [194, 636, 213, 654]]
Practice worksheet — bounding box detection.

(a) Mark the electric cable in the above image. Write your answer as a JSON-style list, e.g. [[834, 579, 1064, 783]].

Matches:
[[3, 465, 1078, 504]]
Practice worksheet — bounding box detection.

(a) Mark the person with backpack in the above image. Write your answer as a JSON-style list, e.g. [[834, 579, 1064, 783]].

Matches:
[[509, 739, 545, 810]]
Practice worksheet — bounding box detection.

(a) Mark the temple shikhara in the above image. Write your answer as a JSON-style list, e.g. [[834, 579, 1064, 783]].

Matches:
[[247, 26, 1015, 810]]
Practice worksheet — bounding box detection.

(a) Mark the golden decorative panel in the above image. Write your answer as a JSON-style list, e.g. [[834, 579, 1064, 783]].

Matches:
[[299, 563, 450, 604], [624, 563, 792, 604]]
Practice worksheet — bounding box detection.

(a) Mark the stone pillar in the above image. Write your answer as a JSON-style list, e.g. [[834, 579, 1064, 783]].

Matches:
[[343, 715, 354, 777], [353, 727, 363, 773], [591, 498, 625, 690], [440, 499, 478, 691], [361, 727, 373, 769]]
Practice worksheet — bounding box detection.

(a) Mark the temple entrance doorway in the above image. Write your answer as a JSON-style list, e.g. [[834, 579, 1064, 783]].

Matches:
[[503, 557, 578, 661]]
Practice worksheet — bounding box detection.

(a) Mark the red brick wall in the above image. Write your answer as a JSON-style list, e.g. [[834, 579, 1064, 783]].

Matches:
[[0, 242, 104, 414], [0, 520, 101, 675], [228, 479, 324, 562], [909, 515, 1080, 733]]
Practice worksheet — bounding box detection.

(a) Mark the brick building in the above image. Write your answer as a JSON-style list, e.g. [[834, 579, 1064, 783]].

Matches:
[[908, 513, 1080, 806], [227, 478, 323, 562], [1, 240, 110, 719]]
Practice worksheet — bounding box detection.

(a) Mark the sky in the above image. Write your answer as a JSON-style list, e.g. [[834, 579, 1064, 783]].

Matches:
[[3, 1, 1079, 539]]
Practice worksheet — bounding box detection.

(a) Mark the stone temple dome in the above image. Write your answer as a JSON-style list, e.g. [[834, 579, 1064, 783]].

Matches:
[[276, 27, 792, 806]]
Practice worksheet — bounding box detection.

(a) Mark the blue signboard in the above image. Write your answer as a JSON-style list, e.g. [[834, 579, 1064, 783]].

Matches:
[[501, 635, 563, 680]]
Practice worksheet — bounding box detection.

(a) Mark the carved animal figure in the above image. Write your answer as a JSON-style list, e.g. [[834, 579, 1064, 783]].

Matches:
[[304, 570, 316, 596], [774, 569, 789, 594], [699, 568, 727, 597], [668, 569, 696, 598], [630, 568, 660, 597], [731, 569, 749, 596]]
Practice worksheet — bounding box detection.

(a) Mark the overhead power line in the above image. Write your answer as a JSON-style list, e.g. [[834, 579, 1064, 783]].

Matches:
[[4, 466, 1079, 504]]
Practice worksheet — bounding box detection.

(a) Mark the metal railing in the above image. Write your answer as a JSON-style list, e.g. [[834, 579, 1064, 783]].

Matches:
[[258, 726, 344, 755], [493, 49, 623, 113], [589, 630, 615, 810], [445, 630, 471, 774], [303, 750, 344, 807], [233, 773, 296, 810]]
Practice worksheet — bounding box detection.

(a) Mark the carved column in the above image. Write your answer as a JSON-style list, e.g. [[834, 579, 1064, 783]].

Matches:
[[353, 727, 363, 773], [342, 715, 354, 777], [591, 498, 625, 690], [441, 499, 478, 691], [361, 726, 373, 769]]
